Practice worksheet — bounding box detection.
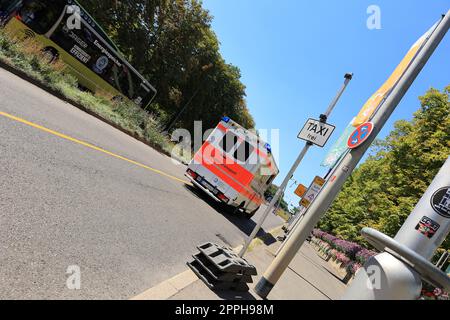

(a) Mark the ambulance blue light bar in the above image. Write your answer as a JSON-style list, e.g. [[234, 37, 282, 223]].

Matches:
[[221, 116, 231, 123]]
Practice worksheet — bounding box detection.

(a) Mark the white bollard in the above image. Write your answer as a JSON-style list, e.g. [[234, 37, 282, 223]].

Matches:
[[343, 157, 450, 300]]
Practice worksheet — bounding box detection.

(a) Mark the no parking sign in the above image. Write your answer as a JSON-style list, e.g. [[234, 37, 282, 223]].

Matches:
[[347, 122, 374, 149]]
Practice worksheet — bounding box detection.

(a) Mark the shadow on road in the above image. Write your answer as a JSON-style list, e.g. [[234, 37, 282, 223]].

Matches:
[[184, 184, 277, 246]]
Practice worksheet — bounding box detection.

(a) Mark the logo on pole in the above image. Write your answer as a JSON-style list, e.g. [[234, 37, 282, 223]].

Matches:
[[431, 187, 450, 218], [415, 216, 440, 239], [347, 122, 374, 149]]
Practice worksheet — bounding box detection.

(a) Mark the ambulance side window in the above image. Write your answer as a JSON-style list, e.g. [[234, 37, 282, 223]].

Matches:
[[219, 132, 238, 154], [234, 140, 254, 163]]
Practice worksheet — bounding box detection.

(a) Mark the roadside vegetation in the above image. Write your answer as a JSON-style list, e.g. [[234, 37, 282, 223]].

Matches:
[[77, 0, 255, 134], [0, 0, 257, 163], [0, 30, 190, 163]]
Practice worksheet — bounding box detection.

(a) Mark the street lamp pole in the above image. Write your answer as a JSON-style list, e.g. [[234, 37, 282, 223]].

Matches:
[[254, 11, 450, 299], [238, 73, 353, 258]]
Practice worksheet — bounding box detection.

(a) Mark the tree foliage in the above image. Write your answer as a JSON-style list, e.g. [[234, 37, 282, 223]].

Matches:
[[319, 86, 450, 251], [77, 0, 255, 134]]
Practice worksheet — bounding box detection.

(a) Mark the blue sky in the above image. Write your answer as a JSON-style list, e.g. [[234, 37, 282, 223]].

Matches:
[[202, 0, 450, 208]]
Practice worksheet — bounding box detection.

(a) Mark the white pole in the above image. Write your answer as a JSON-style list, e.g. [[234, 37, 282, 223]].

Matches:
[[238, 73, 353, 258], [239, 143, 312, 257], [343, 157, 450, 299], [255, 11, 450, 299]]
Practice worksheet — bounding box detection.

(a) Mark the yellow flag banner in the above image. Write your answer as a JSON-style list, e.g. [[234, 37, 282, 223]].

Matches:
[[353, 23, 439, 127], [321, 19, 441, 169]]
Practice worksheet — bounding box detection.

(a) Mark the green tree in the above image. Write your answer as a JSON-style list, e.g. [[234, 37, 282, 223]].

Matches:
[[319, 85, 450, 251], [264, 184, 291, 213], [78, 0, 254, 134]]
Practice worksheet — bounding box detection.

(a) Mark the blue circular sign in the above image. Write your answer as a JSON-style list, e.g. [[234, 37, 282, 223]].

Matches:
[[347, 122, 374, 149]]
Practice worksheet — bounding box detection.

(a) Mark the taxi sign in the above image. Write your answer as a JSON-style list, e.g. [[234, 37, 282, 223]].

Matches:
[[298, 119, 336, 148]]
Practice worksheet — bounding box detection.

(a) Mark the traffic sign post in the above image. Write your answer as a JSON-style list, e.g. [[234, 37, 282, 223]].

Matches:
[[276, 176, 326, 256], [238, 73, 353, 258], [347, 122, 374, 149], [294, 184, 307, 198], [298, 119, 336, 147], [299, 176, 325, 209], [254, 12, 450, 299]]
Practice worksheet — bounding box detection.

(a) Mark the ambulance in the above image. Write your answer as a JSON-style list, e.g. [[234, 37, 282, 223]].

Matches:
[[186, 117, 279, 218]]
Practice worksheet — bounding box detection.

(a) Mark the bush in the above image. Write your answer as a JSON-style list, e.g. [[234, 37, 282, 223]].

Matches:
[[334, 239, 363, 261], [335, 252, 351, 265], [0, 30, 189, 162], [346, 262, 363, 275], [313, 228, 380, 275], [356, 249, 378, 265]]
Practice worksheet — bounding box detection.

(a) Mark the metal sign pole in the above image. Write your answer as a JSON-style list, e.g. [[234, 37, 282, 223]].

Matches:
[[276, 176, 326, 256], [287, 206, 306, 231], [275, 212, 304, 256], [239, 143, 312, 257], [343, 157, 450, 299], [436, 252, 449, 270], [394, 160, 450, 260], [254, 11, 450, 299], [238, 73, 353, 258]]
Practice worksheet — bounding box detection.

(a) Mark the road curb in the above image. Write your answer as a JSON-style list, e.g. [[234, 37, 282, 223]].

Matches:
[[0, 60, 188, 166], [130, 227, 284, 300], [131, 269, 199, 300]]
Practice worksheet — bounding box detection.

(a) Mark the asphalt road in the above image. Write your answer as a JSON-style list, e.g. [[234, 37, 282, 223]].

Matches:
[[0, 68, 284, 299]]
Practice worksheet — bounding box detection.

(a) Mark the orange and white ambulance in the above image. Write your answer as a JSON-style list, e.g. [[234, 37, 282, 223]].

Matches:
[[186, 117, 279, 218]]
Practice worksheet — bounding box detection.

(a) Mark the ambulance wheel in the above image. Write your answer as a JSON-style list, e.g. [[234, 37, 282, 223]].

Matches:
[[233, 202, 245, 215], [246, 207, 260, 219]]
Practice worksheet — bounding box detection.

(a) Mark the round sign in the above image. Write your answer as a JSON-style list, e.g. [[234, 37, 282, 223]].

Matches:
[[431, 187, 450, 218], [347, 122, 374, 149], [93, 56, 109, 74]]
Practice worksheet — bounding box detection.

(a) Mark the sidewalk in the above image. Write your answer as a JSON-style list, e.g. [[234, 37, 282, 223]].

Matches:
[[133, 235, 348, 300]]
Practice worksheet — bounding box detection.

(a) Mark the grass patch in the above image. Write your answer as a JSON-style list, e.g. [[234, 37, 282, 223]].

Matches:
[[0, 30, 191, 163], [247, 226, 284, 253]]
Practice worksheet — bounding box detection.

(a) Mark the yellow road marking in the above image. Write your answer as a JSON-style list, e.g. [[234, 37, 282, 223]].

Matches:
[[0, 111, 190, 184]]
